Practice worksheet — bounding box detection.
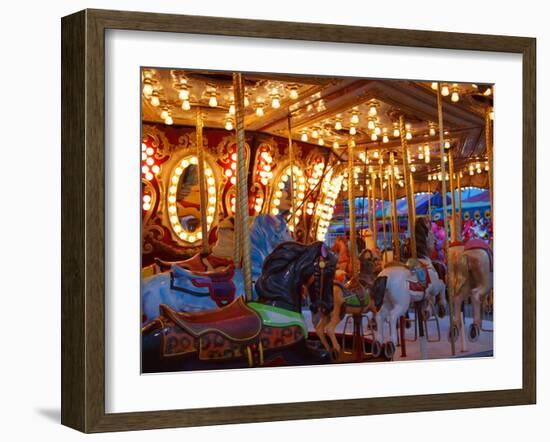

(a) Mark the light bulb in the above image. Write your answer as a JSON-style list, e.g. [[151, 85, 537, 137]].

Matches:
[[441, 85, 450, 96], [406, 131, 412, 140], [431, 82, 438, 90], [451, 90, 460, 102], [393, 128, 400, 137], [349, 126, 357, 135], [165, 115, 173, 125], [335, 120, 342, 131], [289, 87, 298, 100], [367, 119, 375, 130], [371, 133, 378, 141], [312, 129, 319, 139], [244, 95, 250, 107], [150, 93, 160, 107], [143, 81, 153, 96], [225, 119, 233, 131], [373, 151, 379, 159], [256, 105, 264, 117], [179, 87, 190, 100], [368, 104, 377, 116], [444, 141, 451, 149], [411, 165, 416, 172], [160, 109, 169, 120], [429, 126, 436, 136], [229, 104, 235, 115], [382, 135, 389, 143], [181, 100, 191, 111], [318, 138, 324, 146], [271, 96, 280, 108], [351, 112, 359, 124], [209, 94, 218, 107], [333, 141, 339, 149], [484, 87, 492, 96], [374, 126, 381, 135], [301, 132, 308, 142]]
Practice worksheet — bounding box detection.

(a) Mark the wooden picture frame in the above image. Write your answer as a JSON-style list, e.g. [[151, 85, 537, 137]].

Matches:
[[61, 8, 536, 433]]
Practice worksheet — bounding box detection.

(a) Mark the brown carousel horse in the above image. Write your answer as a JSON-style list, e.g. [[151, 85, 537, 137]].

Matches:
[[331, 236, 351, 274], [313, 246, 382, 359]]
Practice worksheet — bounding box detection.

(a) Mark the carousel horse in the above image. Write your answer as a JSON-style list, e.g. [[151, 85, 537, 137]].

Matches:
[[332, 236, 351, 274], [370, 217, 448, 359], [141, 241, 338, 372], [447, 239, 493, 349], [141, 214, 292, 325], [313, 245, 383, 359]]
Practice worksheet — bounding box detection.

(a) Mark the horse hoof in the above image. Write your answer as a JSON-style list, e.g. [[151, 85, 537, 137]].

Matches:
[[448, 325, 459, 343], [330, 349, 340, 362], [437, 304, 447, 318], [468, 324, 480, 342], [372, 340, 382, 358], [384, 342, 396, 360]]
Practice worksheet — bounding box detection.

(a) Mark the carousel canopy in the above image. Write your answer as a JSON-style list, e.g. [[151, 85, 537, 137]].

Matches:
[[142, 68, 493, 192]]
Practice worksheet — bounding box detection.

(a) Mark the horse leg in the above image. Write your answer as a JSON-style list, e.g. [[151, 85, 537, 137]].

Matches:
[[384, 307, 401, 360], [314, 315, 332, 353], [372, 306, 387, 358], [468, 287, 482, 342], [325, 313, 342, 359]]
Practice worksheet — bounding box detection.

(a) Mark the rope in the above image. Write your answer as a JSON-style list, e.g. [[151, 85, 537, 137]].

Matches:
[[195, 110, 209, 255]]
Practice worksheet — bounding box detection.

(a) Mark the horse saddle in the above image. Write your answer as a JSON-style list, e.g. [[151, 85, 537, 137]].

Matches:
[[464, 239, 493, 272], [159, 297, 262, 342], [156, 254, 232, 273], [406, 260, 431, 292], [171, 265, 236, 307]]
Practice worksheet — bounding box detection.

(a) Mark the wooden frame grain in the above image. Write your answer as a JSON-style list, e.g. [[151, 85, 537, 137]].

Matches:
[[61, 9, 536, 433]]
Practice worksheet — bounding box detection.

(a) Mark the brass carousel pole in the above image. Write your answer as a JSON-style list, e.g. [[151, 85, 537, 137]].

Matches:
[[386, 173, 393, 262], [233, 73, 252, 301], [448, 149, 458, 242], [288, 114, 297, 236], [371, 172, 377, 249], [399, 115, 416, 259], [410, 171, 416, 221], [379, 160, 388, 263], [427, 178, 432, 219], [348, 139, 358, 274], [457, 172, 463, 240], [389, 151, 400, 261], [436, 83, 456, 356], [195, 109, 209, 256], [485, 109, 494, 214]]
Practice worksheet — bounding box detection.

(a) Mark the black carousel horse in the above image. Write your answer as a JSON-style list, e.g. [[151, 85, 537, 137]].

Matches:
[[142, 241, 338, 373]]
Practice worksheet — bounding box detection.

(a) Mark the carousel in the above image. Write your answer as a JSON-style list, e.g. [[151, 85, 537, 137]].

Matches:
[[140, 69, 494, 373]]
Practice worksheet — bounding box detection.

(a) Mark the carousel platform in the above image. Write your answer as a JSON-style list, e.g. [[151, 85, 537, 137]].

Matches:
[[303, 310, 493, 362]]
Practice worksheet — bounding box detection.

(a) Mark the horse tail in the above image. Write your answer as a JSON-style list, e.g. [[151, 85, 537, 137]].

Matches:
[[373, 276, 387, 310]]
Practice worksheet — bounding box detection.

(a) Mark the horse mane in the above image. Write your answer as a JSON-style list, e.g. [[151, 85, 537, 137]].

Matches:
[[255, 241, 328, 311], [415, 216, 433, 259]]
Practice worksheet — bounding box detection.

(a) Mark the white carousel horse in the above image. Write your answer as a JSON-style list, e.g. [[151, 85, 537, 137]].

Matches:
[[447, 239, 493, 351], [371, 217, 448, 359], [141, 214, 292, 325]]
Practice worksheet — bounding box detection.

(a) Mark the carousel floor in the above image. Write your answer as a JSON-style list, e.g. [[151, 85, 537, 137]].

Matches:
[[303, 310, 494, 362]]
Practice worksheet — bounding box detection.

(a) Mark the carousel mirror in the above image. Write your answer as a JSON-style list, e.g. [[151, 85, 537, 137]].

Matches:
[[269, 165, 305, 231], [167, 155, 217, 244]]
